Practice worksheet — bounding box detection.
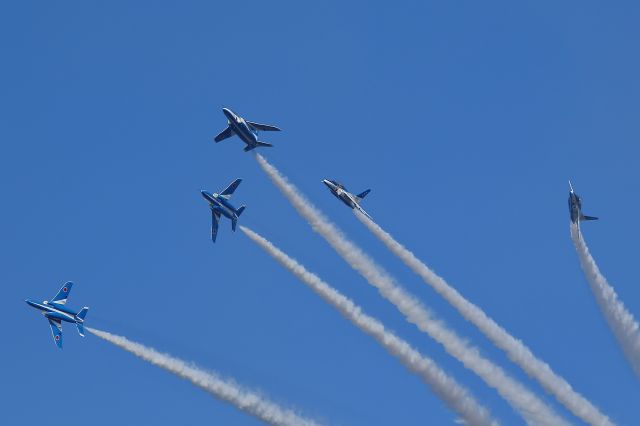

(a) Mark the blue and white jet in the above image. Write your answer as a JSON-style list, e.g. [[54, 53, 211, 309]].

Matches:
[[201, 178, 246, 242], [322, 179, 372, 220], [214, 108, 281, 152], [568, 181, 598, 227], [25, 282, 89, 349]]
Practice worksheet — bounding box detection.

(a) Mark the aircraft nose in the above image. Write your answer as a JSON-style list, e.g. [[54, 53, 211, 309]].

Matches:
[[222, 108, 234, 119], [322, 179, 332, 188]]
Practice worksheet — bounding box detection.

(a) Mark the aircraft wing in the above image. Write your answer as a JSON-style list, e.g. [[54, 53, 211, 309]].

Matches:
[[220, 178, 242, 198], [48, 319, 63, 349], [214, 126, 235, 142], [211, 210, 220, 242], [51, 282, 73, 305], [246, 121, 281, 132]]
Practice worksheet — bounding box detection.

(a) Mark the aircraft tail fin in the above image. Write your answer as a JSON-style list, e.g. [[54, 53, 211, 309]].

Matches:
[[243, 141, 273, 152], [357, 189, 371, 200], [231, 206, 245, 232], [76, 322, 85, 337], [76, 307, 89, 320], [581, 214, 599, 221]]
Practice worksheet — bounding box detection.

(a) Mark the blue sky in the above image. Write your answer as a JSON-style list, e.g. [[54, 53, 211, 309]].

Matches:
[[3, 1, 639, 424]]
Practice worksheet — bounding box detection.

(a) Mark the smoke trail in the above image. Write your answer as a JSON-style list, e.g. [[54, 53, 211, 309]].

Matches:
[[354, 211, 613, 426], [241, 226, 497, 426], [255, 154, 569, 426], [571, 223, 640, 377], [87, 327, 318, 426]]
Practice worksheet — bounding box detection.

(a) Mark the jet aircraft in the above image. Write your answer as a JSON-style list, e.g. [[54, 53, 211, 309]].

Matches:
[[214, 108, 281, 152], [201, 178, 246, 242], [25, 282, 89, 349], [322, 179, 372, 220], [568, 180, 598, 227]]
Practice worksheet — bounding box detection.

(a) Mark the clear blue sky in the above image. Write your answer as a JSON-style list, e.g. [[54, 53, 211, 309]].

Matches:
[[3, 1, 639, 424]]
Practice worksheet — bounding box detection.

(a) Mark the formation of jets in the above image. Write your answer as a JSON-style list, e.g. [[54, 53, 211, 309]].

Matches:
[[25, 282, 88, 348], [26, 106, 601, 349]]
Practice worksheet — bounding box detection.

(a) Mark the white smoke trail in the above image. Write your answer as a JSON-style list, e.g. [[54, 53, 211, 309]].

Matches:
[[354, 211, 613, 426], [255, 154, 569, 426], [571, 223, 640, 377], [87, 327, 318, 426], [241, 226, 498, 426]]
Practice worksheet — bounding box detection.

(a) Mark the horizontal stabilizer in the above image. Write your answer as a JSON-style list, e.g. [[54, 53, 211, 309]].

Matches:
[[236, 205, 246, 217], [76, 322, 85, 337], [356, 206, 373, 221], [581, 215, 599, 221], [247, 121, 281, 132], [243, 141, 273, 152]]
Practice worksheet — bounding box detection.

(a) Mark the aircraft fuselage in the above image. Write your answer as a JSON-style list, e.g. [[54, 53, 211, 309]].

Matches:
[[223, 108, 259, 148], [201, 191, 239, 220], [568, 192, 582, 224], [323, 179, 357, 209], [25, 299, 83, 325], [333, 187, 358, 209], [568, 181, 598, 225]]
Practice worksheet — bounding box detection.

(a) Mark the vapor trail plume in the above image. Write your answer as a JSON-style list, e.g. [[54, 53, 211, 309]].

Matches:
[[241, 226, 497, 426], [355, 211, 612, 426], [255, 154, 569, 426], [570, 224, 640, 377], [87, 327, 318, 426]]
